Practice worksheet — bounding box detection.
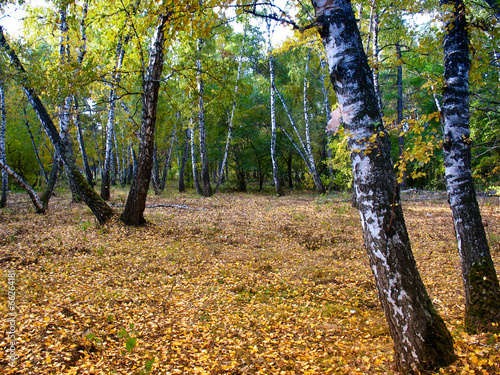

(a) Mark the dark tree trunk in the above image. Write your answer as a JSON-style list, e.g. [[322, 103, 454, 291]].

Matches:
[[40, 156, 61, 209], [0, 83, 8, 207], [0, 26, 114, 224], [441, 0, 500, 333], [287, 154, 293, 189], [312, 1, 455, 372], [121, 13, 169, 226], [179, 129, 189, 192]]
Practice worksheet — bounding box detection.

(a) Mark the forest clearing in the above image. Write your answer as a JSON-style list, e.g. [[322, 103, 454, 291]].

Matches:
[[0, 189, 499, 374]]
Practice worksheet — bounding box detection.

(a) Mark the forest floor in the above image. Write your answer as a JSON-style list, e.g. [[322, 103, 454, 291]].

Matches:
[[0, 187, 499, 374]]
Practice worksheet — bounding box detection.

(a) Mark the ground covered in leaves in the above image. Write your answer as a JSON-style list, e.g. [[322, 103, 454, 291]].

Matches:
[[0, 188, 499, 374]]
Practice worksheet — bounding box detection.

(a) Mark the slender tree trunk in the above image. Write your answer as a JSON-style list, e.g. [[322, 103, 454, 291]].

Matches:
[[73, 1, 93, 188], [0, 83, 7, 207], [102, 36, 127, 200], [303, 49, 326, 194], [40, 156, 61, 209], [312, 1, 455, 372], [0, 26, 114, 224], [74, 97, 94, 186], [215, 29, 247, 193], [151, 145, 160, 195], [372, 8, 383, 114], [320, 57, 335, 188], [196, 39, 212, 197], [268, 21, 283, 196], [179, 128, 189, 192], [160, 129, 176, 190], [396, 42, 406, 189], [441, 0, 500, 333], [58, 5, 81, 203], [121, 13, 169, 226], [0, 160, 44, 213], [189, 125, 203, 195]]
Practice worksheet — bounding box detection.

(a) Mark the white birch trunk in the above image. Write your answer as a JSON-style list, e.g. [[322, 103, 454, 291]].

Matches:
[[312, 0, 455, 371], [268, 21, 283, 196]]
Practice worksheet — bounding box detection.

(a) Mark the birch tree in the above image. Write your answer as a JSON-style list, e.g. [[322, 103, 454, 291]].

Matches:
[[267, 19, 283, 196], [441, 0, 500, 333], [0, 81, 7, 207], [0, 25, 115, 224], [121, 13, 170, 226], [311, 0, 455, 372], [102, 36, 128, 200]]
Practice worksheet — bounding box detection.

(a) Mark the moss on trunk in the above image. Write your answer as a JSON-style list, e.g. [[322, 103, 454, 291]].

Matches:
[[465, 260, 500, 334]]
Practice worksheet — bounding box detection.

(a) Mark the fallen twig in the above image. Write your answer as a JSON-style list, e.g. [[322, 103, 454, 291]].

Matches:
[[110, 203, 203, 210]]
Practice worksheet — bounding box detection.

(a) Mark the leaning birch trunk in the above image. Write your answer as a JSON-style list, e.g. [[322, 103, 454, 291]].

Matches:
[[121, 13, 169, 226], [441, 0, 500, 333], [0, 160, 44, 213], [0, 26, 114, 224], [267, 21, 283, 196], [311, 1, 455, 372], [0, 82, 8, 207], [303, 49, 326, 194], [24, 113, 49, 184], [102, 37, 127, 200], [196, 38, 212, 197]]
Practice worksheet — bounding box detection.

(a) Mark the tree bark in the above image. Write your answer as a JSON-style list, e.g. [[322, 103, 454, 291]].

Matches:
[[74, 97, 94, 186], [189, 124, 203, 195], [0, 26, 114, 224], [160, 128, 176, 190], [0, 160, 44, 213], [396, 42, 406, 189], [179, 128, 189, 192], [441, 0, 500, 333], [24, 114, 48, 184], [267, 21, 283, 196], [58, 5, 81, 203], [312, 1, 456, 372], [303, 49, 326, 194], [40, 156, 61, 210], [121, 13, 169, 226], [215, 30, 247, 193], [196, 38, 213, 197], [0, 83, 8, 208], [102, 36, 127, 200]]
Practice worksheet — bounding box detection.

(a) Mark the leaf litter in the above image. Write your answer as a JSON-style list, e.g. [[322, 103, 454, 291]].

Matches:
[[0, 190, 499, 374]]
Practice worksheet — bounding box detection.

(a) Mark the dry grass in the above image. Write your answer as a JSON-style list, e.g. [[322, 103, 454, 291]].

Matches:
[[0, 189, 499, 374]]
